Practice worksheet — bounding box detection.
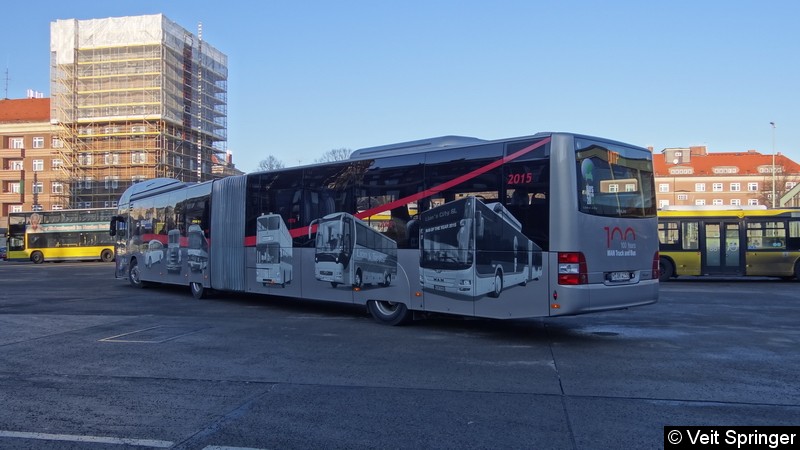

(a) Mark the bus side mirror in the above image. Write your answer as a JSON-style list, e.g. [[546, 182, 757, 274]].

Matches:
[[109, 215, 122, 237], [475, 213, 485, 239]]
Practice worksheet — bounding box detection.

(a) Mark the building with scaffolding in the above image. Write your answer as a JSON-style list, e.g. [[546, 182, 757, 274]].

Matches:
[[50, 14, 230, 209]]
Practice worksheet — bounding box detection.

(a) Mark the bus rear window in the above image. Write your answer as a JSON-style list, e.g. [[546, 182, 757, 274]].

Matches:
[[575, 138, 656, 218]]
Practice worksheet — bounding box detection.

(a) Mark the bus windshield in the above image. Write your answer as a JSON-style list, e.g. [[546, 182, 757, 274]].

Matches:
[[316, 220, 343, 253], [575, 138, 656, 218], [421, 224, 473, 271]]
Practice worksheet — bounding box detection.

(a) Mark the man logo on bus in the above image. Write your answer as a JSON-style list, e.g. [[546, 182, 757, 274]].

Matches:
[[604, 226, 636, 256]]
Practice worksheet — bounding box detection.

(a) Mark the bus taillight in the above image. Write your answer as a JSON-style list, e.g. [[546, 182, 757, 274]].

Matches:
[[558, 252, 587, 285], [652, 251, 660, 280]]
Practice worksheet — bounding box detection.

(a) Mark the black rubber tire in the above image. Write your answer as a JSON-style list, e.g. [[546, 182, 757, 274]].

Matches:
[[659, 258, 674, 282], [353, 269, 363, 288], [488, 270, 503, 298], [190, 282, 207, 299], [367, 300, 413, 326], [100, 249, 114, 262], [129, 259, 145, 289], [31, 251, 44, 264]]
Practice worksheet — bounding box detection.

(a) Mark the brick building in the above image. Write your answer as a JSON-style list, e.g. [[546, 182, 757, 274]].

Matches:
[[0, 98, 60, 226], [654, 145, 800, 209]]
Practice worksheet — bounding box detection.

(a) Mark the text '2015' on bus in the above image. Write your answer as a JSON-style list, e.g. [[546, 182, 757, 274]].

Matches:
[[109, 132, 660, 325]]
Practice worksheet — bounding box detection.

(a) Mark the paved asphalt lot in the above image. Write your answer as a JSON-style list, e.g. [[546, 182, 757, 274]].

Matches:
[[0, 261, 798, 449]]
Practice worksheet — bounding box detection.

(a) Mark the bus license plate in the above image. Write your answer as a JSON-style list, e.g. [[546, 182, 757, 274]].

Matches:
[[609, 271, 631, 282], [434, 285, 445, 291]]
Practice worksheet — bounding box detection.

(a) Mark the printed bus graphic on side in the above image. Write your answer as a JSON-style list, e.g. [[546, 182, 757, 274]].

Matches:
[[256, 214, 293, 286], [419, 196, 542, 299], [310, 212, 397, 288]]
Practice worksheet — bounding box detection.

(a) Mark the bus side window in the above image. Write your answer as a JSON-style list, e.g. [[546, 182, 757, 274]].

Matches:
[[682, 222, 699, 250], [786, 220, 800, 248]]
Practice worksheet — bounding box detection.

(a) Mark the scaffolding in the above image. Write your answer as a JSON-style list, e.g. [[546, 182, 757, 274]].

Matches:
[[50, 14, 227, 208]]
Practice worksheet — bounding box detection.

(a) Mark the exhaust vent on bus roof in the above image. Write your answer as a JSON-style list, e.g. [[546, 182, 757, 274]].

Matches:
[[350, 136, 486, 159]]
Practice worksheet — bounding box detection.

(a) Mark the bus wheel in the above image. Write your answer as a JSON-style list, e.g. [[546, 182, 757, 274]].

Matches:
[[488, 270, 503, 298], [129, 259, 146, 289], [190, 282, 207, 299], [31, 251, 44, 264], [330, 282, 339, 288], [368, 300, 412, 326], [659, 258, 674, 282], [100, 249, 114, 262], [354, 269, 363, 288], [794, 261, 800, 281]]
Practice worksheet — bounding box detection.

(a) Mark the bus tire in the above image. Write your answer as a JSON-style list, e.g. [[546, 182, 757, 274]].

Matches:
[[659, 258, 674, 282], [190, 282, 207, 299], [354, 269, 363, 288], [368, 300, 413, 326], [129, 259, 146, 289], [100, 249, 114, 262], [488, 270, 503, 298], [795, 261, 800, 281], [31, 251, 44, 264]]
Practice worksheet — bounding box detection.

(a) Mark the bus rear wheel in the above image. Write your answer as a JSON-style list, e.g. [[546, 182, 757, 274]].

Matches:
[[368, 300, 412, 326], [190, 282, 207, 299], [31, 251, 44, 264], [100, 249, 114, 262], [659, 258, 674, 282]]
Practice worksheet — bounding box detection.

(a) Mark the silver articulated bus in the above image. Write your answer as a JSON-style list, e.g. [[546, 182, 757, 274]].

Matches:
[[110, 132, 658, 325]]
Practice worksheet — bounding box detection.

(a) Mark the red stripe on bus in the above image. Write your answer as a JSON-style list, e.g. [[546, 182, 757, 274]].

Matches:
[[244, 137, 550, 244]]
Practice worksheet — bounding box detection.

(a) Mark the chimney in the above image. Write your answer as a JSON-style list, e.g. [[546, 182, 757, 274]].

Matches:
[[689, 145, 707, 156]]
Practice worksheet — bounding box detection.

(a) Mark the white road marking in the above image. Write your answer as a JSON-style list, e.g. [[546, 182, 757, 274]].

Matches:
[[0, 430, 173, 447]]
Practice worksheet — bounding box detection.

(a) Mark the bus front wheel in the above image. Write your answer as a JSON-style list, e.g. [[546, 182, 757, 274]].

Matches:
[[367, 300, 412, 326], [659, 258, 674, 282], [488, 270, 503, 298], [31, 251, 44, 264], [353, 269, 363, 288], [100, 249, 114, 262], [129, 259, 146, 289]]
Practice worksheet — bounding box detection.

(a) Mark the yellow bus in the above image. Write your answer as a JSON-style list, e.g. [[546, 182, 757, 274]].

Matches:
[[6, 208, 116, 264], [657, 207, 800, 281]]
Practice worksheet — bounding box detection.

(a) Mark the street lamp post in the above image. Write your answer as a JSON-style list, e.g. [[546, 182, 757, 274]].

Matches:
[[770, 122, 776, 208]]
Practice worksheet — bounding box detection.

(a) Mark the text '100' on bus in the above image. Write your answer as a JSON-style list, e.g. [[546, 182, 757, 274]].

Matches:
[[109, 132, 659, 325]]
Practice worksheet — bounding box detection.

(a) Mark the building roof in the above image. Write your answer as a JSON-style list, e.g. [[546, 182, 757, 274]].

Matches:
[[654, 149, 800, 176], [0, 98, 50, 123]]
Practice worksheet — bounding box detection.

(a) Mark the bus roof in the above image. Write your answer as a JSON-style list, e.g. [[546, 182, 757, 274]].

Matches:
[[119, 178, 189, 205], [658, 208, 800, 219]]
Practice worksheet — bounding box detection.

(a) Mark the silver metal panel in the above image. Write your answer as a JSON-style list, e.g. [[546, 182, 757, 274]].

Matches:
[[211, 175, 247, 291]]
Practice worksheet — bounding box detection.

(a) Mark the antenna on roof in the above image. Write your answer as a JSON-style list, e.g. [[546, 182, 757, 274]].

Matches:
[[3, 67, 9, 100]]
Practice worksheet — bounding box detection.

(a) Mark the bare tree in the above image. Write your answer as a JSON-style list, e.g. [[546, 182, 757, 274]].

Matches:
[[257, 155, 285, 171], [316, 148, 352, 163], [758, 168, 800, 207]]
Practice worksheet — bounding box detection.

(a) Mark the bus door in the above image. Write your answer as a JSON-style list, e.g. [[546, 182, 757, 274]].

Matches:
[[701, 221, 742, 275]]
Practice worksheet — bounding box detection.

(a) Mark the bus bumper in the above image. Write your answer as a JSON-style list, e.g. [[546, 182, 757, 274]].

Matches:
[[551, 279, 659, 316]]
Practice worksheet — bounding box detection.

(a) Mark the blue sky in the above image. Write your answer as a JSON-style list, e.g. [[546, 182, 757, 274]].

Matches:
[[2, 1, 798, 173]]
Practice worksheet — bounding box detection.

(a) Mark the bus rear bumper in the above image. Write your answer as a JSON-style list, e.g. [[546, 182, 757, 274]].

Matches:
[[551, 280, 659, 316]]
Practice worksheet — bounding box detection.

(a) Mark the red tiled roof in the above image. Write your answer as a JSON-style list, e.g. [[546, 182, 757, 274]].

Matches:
[[654, 151, 800, 176], [0, 98, 50, 123]]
